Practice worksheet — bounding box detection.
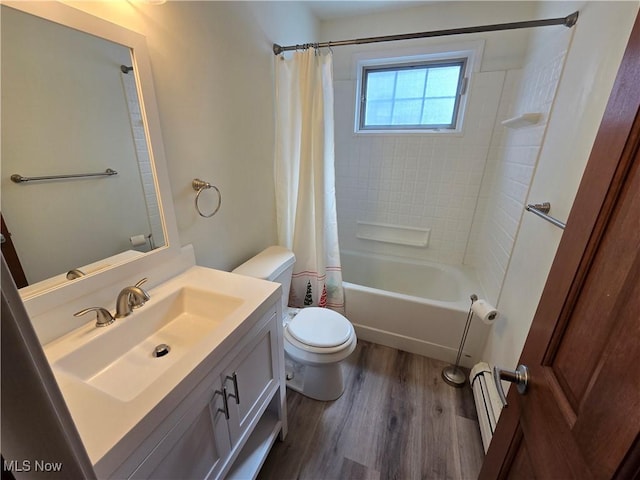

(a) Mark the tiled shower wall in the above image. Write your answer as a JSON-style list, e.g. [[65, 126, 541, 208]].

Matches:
[[464, 27, 573, 304], [334, 71, 505, 265], [122, 71, 165, 250], [334, 26, 572, 299]]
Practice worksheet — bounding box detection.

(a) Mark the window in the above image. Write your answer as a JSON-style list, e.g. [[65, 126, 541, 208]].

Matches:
[[357, 58, 468, 132]]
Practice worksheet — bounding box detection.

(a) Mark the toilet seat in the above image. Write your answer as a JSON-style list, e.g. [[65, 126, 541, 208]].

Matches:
[[284, 327, 354, 355], [283, 307, 357, 364], [288, 307, 353, 347]]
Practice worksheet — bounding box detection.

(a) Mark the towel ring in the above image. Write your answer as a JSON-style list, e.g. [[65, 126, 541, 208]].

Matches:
[[192, 178, 221, 218]]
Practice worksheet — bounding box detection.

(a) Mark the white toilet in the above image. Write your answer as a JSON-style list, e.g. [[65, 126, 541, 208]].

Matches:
[[232, 246, 357, 401]]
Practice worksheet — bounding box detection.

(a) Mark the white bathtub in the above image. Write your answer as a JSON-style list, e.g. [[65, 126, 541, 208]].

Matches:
[[341, 250, 490, 368]]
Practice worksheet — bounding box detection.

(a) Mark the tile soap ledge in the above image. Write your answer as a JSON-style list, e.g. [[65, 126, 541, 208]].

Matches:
[[501, 112, 542, 129]]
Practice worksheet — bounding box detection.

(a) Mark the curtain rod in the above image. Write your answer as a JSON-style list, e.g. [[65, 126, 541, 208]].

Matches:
[[272, 11, 578, 55]]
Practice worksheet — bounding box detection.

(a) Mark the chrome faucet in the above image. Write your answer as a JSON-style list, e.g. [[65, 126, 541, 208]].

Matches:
[[115, 278, 150, 318], [73, 278, 151, 327]]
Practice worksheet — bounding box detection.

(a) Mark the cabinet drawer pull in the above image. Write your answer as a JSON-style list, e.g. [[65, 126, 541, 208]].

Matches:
[[226, 373, 240, 404], [214, 388, 230, 420]]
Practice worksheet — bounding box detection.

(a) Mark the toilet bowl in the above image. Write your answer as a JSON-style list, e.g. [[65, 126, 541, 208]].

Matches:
[[232, 246, 357, 401], [283, 307, 357, 401]]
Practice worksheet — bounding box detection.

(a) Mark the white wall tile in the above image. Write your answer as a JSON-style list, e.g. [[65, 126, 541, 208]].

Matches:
[[335, 71, 506, 264], [465, 29, 572, 305]]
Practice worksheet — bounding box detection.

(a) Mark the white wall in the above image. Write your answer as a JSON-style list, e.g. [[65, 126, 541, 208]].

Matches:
[[65, 0, 319, 271], [481, 1, 639, 371], [325, 2, 538, 265], [322, 1, 540, 78]]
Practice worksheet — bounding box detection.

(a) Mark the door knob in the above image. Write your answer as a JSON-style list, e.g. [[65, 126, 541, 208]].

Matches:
[[493, 364, 529, 407]]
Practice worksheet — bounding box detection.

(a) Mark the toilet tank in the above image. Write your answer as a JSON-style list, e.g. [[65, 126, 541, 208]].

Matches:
[[232, 246, 295, 315]]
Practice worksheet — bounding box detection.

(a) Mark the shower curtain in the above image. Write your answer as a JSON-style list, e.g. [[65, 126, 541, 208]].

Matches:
[[274, 48, 344, 312]]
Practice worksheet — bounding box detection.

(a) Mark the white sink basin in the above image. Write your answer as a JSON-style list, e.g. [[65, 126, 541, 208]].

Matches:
[[54, 286, 243, 402]]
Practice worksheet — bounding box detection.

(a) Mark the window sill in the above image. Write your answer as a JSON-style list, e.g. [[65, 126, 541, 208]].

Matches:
[[353, 128, 464, 137]]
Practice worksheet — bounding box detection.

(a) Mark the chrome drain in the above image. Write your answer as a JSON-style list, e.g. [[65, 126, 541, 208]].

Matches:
[[153, 344, 171, 358]]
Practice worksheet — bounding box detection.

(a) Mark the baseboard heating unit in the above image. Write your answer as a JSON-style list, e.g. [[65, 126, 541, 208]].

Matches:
[[470, 362, 504, 452]]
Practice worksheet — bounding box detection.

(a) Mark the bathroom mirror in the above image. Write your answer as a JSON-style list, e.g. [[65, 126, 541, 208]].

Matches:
[[1, 2, 180, 300]]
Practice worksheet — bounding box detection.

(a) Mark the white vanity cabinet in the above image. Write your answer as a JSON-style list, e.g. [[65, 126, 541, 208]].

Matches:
[[129, 375, 232, 479], [117, 306, 284, 480]]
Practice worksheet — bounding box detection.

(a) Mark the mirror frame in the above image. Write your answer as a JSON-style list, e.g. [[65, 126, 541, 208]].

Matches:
[[6, 2, 181, 312]]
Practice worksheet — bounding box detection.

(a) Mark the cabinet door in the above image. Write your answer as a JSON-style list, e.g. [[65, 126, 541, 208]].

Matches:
[[130, 385, 231, 480], [224, 313, 279, 443]]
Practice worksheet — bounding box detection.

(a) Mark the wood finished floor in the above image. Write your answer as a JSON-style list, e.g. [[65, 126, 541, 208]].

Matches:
[[258, 340, 485, 480]]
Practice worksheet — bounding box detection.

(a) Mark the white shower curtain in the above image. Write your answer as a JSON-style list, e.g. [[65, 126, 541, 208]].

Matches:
[[274, 48, 344, 312]]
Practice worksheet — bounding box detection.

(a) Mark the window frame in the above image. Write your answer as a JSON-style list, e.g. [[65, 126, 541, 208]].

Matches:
[[359, 58, 468, 131], [353, 44, 482, 135]]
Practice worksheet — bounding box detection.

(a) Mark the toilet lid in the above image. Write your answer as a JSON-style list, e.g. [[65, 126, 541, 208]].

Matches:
[[288, 308, 352, 348]]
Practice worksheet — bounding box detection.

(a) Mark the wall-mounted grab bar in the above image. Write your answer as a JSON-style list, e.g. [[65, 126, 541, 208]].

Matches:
[[10, 168, 117, 184], [525, 202, 566, 230]]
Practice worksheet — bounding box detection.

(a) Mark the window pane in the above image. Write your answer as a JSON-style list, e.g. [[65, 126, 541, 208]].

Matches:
[[360, 59, 465, 130], [425, 66, 461, 97], [365, 100, 393, 125], [391, 99, 422, 125], [366, 71, 396, 100], [395, 69, 426, 99], [422, 97, 456, 125]]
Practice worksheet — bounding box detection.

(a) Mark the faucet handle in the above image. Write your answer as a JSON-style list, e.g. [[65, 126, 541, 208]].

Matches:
[[74, 307, 116, 327], [134, 277, 148, 288]]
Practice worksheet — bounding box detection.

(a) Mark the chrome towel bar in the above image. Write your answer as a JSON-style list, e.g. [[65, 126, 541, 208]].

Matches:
[[525, 202, 566, 230], [10, 168, 117, 184]]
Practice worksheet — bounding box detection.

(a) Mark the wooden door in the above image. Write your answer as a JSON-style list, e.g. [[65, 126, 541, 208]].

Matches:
[[1, 214, 28, 288], [480, 13, 640, 480]]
